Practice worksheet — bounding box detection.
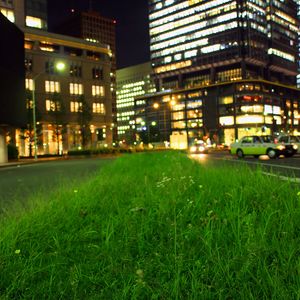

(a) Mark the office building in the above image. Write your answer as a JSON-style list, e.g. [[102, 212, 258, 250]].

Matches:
[[116, 62, 156, 141], [143, 0, 300, 145], [53, 10, 117, 140], [17, 28, 113, 156], [1, 1, 114, 156], [0, 0, 47, 29]]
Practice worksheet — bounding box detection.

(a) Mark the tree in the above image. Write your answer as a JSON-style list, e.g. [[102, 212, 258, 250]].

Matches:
[[19, 89, 42, 157], [48, 92, 67, 155], [77, 95, 92, 149]]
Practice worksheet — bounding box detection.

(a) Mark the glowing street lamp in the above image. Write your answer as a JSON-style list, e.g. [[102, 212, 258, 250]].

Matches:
[[32, 61, 65, 160]]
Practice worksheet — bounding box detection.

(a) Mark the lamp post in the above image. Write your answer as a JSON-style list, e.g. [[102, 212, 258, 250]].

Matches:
[[31, 61, 65, 160]]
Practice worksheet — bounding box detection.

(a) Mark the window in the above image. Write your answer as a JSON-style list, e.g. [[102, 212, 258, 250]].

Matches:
[[25, 59, 33, 72], [69, 83, 83, 95], [26, 99, 33, 109], [45, 61, 61, 74], [92, 85, 105, 96], [93, 103, 105, 114], [26, 16, 42, 28], [0, 8, 15, 23], [46, 100, 61, 111], [70, 65, 82, 77], [92, 67, 103, 80], [45, 81, 60, 93], [70, 101, 83, 112], [219, 96, 233, 104], [25, 78, 33, 91]]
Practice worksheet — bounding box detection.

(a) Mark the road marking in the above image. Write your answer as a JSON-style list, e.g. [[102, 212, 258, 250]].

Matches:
[[261, 171, 300, 184]]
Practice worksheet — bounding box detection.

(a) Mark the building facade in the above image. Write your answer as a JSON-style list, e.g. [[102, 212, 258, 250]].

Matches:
[[143, 0, 300, 145], [1, 0, 114, 156], [18, 28, 113, 156], [53, 11, 117, 141], [116, 62, 156, 142]]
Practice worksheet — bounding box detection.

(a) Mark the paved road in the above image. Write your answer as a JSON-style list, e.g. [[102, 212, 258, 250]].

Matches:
[[0, 157, 114, 211], [191, 152, 300, 183]]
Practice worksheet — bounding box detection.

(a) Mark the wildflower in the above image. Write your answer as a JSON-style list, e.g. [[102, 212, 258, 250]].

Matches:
[[130, 207, 146, 213], [15, 249, 21, 254], [135, 269, 146, 285], [136, 269, 144, 277]]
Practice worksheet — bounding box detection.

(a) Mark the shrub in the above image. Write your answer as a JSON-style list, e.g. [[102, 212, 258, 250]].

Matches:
[[7, 144, 19, 160]]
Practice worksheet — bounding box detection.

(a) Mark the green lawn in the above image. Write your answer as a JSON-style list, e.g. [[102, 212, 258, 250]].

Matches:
[[1, 151, 300, 299]]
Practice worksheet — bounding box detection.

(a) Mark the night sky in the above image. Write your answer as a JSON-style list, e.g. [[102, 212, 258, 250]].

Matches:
[[47, 0, 150, 69]]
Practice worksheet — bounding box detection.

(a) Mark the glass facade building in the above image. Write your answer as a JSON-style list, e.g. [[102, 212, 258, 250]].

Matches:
[[116, 62, 156, 142], [142, 0, 300, 146]]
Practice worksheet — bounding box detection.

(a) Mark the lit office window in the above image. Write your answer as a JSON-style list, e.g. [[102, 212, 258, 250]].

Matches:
[[45, 81, 60, 93], [93, 103, 105, 114], [0, 8, 15, 23], [92, 85, 105, 96], [26, 16, 42, 29], [69, 83, 83, 95], [70, 101, 83, 112], [25, 78, 33, 91], [46, 100, 61, 111]]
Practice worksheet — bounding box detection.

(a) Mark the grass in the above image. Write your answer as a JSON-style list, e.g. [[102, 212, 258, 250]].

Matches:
[[0, 151, 300, 299]]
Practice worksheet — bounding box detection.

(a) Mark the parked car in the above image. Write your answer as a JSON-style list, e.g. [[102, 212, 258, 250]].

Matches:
[[229, 135, 290, 159], [277, 135, 300, 154], [189, 140, 209, 154]]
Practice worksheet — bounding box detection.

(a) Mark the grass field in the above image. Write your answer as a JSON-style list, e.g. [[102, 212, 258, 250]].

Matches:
[[1, 151, 300, 299]]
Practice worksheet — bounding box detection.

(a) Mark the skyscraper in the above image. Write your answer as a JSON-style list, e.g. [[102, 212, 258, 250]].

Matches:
[[138, 0, 300, 146], [149, 0, 298, 89], [116, 62, 156, 141]]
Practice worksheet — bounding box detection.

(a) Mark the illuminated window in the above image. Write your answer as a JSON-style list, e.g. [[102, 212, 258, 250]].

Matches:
[[172, 121, 186, 129], [70, 101, 83, 112], [219, 96, 233, 104], [93, 103, 105, 114], [25, 79, 33, 91], [1, 8, 15, 23], [45, 81, 60, 93], [26, 16, 42, 29], [219, 116, 234, 126], [236, 115, 264, 124], [92, 85, 105, 96], [46, 100, 61, 111], [172, 111, 185, 120], [69, 83, 83, 95]]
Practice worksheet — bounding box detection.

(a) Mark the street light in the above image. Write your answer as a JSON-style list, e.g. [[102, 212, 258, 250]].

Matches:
[[31, 61, 65, 160]]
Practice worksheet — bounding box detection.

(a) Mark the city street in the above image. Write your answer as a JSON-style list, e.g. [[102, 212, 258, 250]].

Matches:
[[191, 151, 300, 183], [0, 157, 114, 211], [1, 151, 300, 213]]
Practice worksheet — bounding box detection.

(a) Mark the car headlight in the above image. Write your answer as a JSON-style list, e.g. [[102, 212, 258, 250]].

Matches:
[[276, 145, 285, 150], [190, 146, 197, 152], [293, 144, 298, 150], [199, 146, 205, 152]]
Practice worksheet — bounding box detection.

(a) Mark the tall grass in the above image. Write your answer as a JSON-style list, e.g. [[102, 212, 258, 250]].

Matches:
[[1, 151, 300, 299]]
